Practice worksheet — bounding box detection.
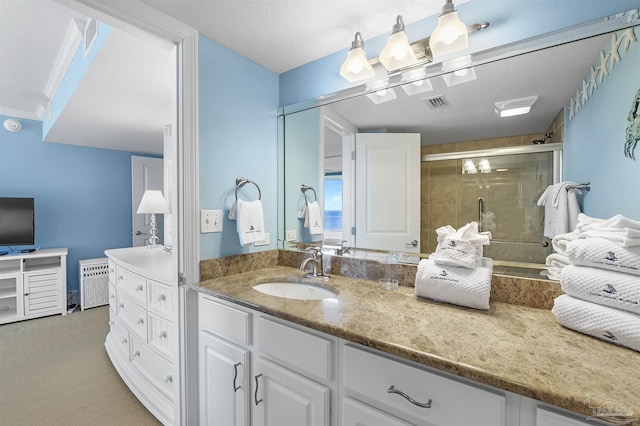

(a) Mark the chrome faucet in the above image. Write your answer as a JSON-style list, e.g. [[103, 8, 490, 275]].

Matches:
[[300, 247, 328, 278], [334, 240, 350, 256]]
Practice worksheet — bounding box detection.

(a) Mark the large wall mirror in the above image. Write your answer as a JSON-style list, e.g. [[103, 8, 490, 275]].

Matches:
[[280, 10, 640, 271]]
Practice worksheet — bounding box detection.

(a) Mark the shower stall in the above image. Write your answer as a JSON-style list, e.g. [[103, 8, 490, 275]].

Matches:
[[421, 143, 562, 269]]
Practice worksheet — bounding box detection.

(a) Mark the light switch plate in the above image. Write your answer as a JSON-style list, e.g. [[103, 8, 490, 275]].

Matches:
[[201, 209, 222, 233], [286, 230, 297, 241]]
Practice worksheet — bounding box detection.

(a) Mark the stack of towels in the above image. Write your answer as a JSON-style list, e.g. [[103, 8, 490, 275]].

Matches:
[[415, 222, 493, 310], [544, 231, 579, 280], [551, 214, 640, 352]]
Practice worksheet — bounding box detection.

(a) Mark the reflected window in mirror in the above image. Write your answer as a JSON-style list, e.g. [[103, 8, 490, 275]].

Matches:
[[324, 176, 343, 241]]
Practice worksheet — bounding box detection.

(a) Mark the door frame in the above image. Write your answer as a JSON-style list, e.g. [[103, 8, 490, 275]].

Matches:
[[53, 1, 199, 423]]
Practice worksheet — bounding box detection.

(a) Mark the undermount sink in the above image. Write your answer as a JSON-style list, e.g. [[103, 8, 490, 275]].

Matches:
[[252, 281, 338, 300]]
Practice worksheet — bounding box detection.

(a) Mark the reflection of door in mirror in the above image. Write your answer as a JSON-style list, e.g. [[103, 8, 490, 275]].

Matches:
[[355, 133, 421, 253]]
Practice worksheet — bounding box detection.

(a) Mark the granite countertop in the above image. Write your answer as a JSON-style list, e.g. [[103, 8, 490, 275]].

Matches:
[[196, 265, 639, 424]]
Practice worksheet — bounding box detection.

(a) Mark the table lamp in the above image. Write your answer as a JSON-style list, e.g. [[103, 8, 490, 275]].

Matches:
[[136, 190, 169, 248]]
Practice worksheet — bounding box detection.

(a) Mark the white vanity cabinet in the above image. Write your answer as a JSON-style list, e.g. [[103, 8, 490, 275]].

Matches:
[[0, 248, 67, 324], [104, 247, 176, 425], [198, 294, 335, 426]]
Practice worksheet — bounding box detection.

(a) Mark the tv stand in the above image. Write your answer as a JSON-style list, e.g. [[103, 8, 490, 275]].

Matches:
[[0, 248, 68, 324]]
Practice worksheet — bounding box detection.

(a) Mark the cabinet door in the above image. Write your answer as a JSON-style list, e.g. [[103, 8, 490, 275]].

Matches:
[[536, 408, 592, 426], [199, 331, 250, 426], [252, 356, 330, 426], [23, 271, 61, 316]]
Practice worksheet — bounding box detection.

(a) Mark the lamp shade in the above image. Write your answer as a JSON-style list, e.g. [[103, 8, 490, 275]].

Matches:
[[136, 190, 169, 214], [429, 9, 468, 57], [379, 16, 417, 72], [340, 32, 375, 83]]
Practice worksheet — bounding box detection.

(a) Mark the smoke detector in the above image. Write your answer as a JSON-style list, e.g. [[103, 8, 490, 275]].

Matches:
[[3, 119, 22, 132]]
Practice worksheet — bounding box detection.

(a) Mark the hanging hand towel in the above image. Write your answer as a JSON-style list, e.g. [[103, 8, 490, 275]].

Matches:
[[536, 182, 581, 238], [566, 238, 640, 276], [415, 257, 494, 310], [561, 265, 640, 315], [306, 201, 323, 235], [232, 199, 265, 246], [552, 294, 640, 352]]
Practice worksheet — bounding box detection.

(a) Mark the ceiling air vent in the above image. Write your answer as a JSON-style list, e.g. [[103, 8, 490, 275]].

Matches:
[[84, 19, 98, 57], [423, 95, 450, 110]]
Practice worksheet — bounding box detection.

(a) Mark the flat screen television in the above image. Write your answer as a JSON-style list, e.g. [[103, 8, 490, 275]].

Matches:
[[0, 197, 35, 246]]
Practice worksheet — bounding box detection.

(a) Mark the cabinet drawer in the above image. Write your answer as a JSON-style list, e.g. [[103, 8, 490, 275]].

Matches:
[[342, 397, 413, 426], [148, 312, 175, 360], [255, 315, 333, 382], [131, 335, 175, 400], [536, 408, 591, 426], [116, 292, 148, 341], [110, 317, 131, 361], [198, 295, 250, 346], [147, 279, 173, 319], [343, 344, 506, 426], [117, 267, 147, 305], [108, 259, 117, 285], [108, 283, 117, 312]]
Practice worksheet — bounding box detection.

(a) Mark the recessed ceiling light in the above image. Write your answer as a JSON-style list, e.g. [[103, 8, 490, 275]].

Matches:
[[495, 95, 538, 118]]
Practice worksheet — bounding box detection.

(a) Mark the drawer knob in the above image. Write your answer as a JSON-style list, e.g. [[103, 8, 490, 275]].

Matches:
[[134, 351, 141, 358], [110, 294, 115, 299], [121, 338, 128, 344], [158, 294, 167, 302], [164, 375, 173, 384], [118, 275, 123, 281], [108, 321, 115, 326], [137, 318, 145, 325], [387, 385, 432, 408], [136, 285, 144, 292], [119, 303, 125, 309], [160, 331, 167, 339]]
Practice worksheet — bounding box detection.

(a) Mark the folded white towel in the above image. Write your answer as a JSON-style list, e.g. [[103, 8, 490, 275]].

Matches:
[[415, 257, 494, 310], [578, 230, 640, 248], [546, 252, 570, 268], [566, 238, 640, 276], [552, 294, 640, 352], [551, 232, 579, 256], [229, 199, 265, 246], [537, 182, 581, 238], [545, 268, 562, 281], [581, 214, 640, 233], [561, 265, 640, 315], [434, 222, 491, 268], [575, 213, 605, 232]]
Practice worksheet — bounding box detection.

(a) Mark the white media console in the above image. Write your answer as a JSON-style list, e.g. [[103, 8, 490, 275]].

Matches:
[[0, 248, 68, 324]]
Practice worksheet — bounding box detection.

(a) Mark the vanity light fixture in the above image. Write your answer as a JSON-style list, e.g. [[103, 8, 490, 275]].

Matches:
[[400, 68, 434, 96], [339, 32, 376, 83], [441, 54, 476, 86], [379, 15, 418, 72], [429, 0, 469, 58], [495, 95, 539, 118], [365, 78, 397, 104], [136, 190, 169, 248]]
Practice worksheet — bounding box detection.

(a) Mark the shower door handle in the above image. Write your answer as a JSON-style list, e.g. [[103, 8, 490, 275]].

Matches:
[[478, 197, 485, 232], [405, 240, 418, 248]]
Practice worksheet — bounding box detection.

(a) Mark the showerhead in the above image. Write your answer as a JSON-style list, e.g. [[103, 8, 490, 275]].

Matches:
[[532, 132, 553, 144]]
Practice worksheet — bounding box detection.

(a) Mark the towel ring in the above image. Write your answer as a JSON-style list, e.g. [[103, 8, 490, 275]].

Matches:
[[235, 177, 262, 201], [300, 184, 317, 203]]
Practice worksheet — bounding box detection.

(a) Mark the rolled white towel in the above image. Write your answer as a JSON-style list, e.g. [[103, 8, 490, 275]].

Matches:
[[545, 267, 562, 281], [415, 257, 493, 310], [551, 232, 579, 256], [546, 253, 570, 268], [566, 238, 640, 276], [552, 294, 640, 352], [561, 265, 640, 315]]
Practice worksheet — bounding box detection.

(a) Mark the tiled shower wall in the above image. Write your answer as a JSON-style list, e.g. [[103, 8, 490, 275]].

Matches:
[[420, 111, 564, 263]]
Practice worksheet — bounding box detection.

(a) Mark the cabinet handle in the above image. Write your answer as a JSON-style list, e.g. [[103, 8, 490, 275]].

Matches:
[[158, 294, 166, 302], [134, 351, 141, 358], [164, 375, 173, 384], [387, 385, 432, 408], [233, 362, 242, 392], [254, 374, 263, 405], [110, 294, 115, 299], [136, 285, 144, 292], [137, 318, 144, 325]]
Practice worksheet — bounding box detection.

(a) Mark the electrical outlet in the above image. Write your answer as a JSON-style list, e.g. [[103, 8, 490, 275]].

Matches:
[[201, 209, 222, 233], [286, 230, 297, 241], [254, 233, 270, 246]]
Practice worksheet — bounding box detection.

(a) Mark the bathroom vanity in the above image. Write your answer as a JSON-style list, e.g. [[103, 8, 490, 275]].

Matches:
[[104, 246, 177, 425], [196, 265, 639, 426]]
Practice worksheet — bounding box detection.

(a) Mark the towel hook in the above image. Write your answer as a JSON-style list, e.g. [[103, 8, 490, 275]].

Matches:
[[300, 184, 317, 203], [235, 177, 262, 201]]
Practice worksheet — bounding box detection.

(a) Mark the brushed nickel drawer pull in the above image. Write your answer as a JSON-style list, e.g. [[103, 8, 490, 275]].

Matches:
[[254, 374, 263, 405], [387, 385, 432, 408], [233, 362, 241, 392]]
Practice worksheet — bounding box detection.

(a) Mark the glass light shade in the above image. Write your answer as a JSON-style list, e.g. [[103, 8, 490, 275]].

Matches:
[[429, 11, 468, 57], [379, 31, 418, 72], [340, 47, 375, 83], [136, 190, 169, 214]]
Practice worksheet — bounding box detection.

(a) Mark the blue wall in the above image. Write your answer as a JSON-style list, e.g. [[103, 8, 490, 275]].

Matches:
[[280, 0, 640, 107], [1, 115, 138, 294], [198, 35, 279, 259], [564, 29, 640, 220]]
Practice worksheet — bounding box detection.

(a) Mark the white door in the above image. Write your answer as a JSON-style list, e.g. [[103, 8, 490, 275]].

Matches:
[[132, 156, 163, 246], [355, 133, 421, 253], [199, 331, 250, 426], [252, 356, 330, 426]]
